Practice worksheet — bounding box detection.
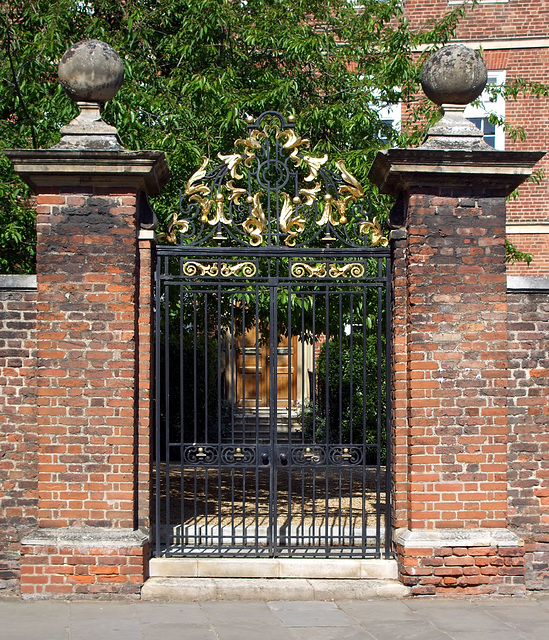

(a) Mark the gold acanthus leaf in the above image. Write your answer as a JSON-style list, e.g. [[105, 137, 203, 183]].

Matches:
[[157, 211, 190, 244], [242, 193, 267, 247], [280, 192, 306, 247], [299, 182, 321, 206], [235, 129, 266, 167], [303, 154, 328, 182], [359, 216, 389, 247], [278, 129, 310, 166], [227, 180, 247, 204], [218, 152, 244, 180], [316, 196, 341, 227], [337, 160, 364, 202], [184, 156, 211, 199]]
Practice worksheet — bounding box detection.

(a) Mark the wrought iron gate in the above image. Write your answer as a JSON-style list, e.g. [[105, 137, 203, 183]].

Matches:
[[154, 112, 391, 558]]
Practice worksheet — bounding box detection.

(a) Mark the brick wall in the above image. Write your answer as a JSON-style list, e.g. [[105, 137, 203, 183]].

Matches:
[[507, 288, 549, 590], [0, 276, 38, 596]]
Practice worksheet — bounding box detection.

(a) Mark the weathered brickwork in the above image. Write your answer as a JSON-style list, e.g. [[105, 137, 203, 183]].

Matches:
[[398, 189, 509, 530], [507, 291, 549, 590], [0, 281, 38, 595], [397, 543, 525, 596], [34, 188, 139, 530], [19, 540, 148, 598]]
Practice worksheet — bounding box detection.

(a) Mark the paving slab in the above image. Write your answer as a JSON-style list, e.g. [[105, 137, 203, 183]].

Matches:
[[338, 599, 419, 623], [135, 601, 210, 625], [287, 627, 376, 640], [0, 600, 70, 640], [268, 600, 357, 627], [200, 600, 288, 640], [360, 619, 452, 640]]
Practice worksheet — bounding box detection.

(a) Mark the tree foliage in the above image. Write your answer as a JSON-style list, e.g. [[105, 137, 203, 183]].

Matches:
[[1, 0, 475, 273]]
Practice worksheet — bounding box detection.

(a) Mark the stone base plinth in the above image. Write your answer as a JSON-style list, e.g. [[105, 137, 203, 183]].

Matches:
[[395, 529, 525, 596], [20, 528, 149, 599]]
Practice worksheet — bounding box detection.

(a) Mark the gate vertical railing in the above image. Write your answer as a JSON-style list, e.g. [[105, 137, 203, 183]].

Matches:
[[153, 111, 392, 559]]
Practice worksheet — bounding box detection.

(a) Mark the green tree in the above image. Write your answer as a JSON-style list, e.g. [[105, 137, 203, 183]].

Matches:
[[0, 0, 473, 273]]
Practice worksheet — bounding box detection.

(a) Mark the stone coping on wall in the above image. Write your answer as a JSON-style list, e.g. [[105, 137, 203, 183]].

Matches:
[[21, 527, 149, 548], [507, 276, 549, 292], [0, 274, 37, 290], [395, 528, 523, 549]]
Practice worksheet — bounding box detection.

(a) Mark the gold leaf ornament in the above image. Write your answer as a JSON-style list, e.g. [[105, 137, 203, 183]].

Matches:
[[157, 211, 190, 244], [218, 152, 244, 180], [302, 154, 328, 182], [242, 193, 267, 246], [280, 192, 305, 246], [316, 193, 342, 227], [337, 160, 364, 202], [278, 128, 310, 166], [299, 182, 321, 206], [359, 216, 389, 247], [184, 156, 210, 199]]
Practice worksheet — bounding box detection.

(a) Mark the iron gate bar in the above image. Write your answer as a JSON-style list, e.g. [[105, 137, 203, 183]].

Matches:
[[155, 246, 391, 558]]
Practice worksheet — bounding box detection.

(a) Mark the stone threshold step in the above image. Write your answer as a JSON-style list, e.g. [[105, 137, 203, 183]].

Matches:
[[141, 577, 409, 601], [149, 558, 398, 580]]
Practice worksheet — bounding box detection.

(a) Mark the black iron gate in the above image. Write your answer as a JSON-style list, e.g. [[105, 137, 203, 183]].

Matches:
[[154, 112, 391, 558]]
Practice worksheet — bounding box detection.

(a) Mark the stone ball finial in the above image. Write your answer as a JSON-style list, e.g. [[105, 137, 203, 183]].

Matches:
[[421, 44, 487, 105], [58, 40, 124, 104]]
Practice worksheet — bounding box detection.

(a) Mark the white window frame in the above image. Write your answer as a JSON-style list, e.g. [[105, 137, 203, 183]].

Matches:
[[463, 70, 506, 150]]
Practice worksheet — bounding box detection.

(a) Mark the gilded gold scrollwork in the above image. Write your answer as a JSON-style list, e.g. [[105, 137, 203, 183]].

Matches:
[[234, 129, 266, 167], [164, 112, 386, 250], [328, 263, 365, 278], [299, 182, 321, 205], [242, 193, 267, 246], [337, 160, 364, 202], [291, 262, 364, 279], [182, 261, 257, 277], [184, 156, 211, 200], [183, 261, 219, 277], [218, 152, 244, 180], [220, 262, 257, 277], [201, 193, 231, 226], [280, 192, 306, 246], [226, 180, 247, 205], [359, 216, 389, 247], [291, 262, 327, 278], [303, 154, 328, 182], [157, 211, 190, 244], [316, 194, 342, 227], [278, 128, 310, 166], [180, 155, 217, 225]]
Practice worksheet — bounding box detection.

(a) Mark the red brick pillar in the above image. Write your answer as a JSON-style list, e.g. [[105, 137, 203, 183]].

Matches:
[[6, 150, 168, 598], [370, 147, 543, 595]]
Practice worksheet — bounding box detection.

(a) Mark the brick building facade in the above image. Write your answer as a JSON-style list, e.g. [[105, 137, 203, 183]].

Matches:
[[404, 0, 549, 277]]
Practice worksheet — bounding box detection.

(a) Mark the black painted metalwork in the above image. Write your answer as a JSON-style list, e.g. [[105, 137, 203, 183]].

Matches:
[[154, 112, 391, 559]]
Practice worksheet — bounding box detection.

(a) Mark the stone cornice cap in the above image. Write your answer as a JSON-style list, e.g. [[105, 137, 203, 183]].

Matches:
[[369, 147, 545, 196], [4, 148, 170, 195]]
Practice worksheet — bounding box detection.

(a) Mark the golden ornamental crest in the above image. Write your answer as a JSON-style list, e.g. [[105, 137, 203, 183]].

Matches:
[[158, 111, 388, 249]]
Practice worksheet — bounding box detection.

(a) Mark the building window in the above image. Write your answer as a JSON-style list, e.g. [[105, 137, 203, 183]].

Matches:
[[377, 102, 401, 144], [464, 70, 506, 149]]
